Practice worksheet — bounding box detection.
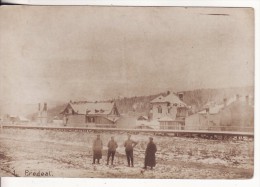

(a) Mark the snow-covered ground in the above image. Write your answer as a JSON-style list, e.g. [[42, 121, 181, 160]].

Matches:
[[0, 128, 254, 178]]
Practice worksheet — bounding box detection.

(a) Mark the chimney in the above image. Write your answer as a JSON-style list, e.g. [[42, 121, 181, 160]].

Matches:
[[43, 103, 47, 111], [178, 92, 184, 101], [246, 95, 249, 105], [223, 98, 227, 107], [205, 107, 209, 114], [236, 94, 240, 101]]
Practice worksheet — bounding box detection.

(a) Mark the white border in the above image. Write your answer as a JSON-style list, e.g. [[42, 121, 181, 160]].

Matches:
[[1, 1, 259, 187], [0, 0, 258, 6]]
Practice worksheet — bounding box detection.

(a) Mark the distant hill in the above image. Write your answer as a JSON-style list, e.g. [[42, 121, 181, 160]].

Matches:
[[113, 86, 254, 116], [28, 86, 254, 121], [182, 86, 254, 113]]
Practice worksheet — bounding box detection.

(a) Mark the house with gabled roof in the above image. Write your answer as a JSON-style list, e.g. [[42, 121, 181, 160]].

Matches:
[[150, 92, 189, 129], [61, 101, 120, 127]]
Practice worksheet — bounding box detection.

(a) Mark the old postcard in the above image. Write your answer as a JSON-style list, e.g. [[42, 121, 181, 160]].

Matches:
[[0, 6, 254, 178]]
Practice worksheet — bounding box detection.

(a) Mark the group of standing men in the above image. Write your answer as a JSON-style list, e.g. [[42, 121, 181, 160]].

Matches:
[[92, 134, 157, 169]]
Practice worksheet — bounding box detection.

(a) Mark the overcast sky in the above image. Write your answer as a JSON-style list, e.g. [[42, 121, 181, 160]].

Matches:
[[0, 6, 254, 115]]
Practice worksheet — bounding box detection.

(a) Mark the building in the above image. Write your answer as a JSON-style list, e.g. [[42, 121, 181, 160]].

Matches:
[[17, 116, 30, 123], [52, 116, 63, 125], [9, 115, 17, 124], [185, 95, 254, 132], [61, 101, 120, 127], [3, 115, 30, 124], [158, 116, 185, 130], [150, 92, 189, 129], [133, 115, 160, 129], [137, 115, 148, 121]]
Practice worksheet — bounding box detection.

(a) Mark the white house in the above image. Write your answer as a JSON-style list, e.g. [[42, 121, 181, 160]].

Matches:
[[150, 92, 189, 130]]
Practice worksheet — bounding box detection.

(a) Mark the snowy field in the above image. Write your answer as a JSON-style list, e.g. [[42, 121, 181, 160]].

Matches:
[[0, 128, 254, 178]]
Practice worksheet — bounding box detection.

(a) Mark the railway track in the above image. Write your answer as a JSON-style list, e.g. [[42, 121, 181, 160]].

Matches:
[[1, 124, 254, 139]]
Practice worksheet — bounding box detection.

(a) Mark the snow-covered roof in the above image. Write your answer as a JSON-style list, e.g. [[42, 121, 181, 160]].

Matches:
[[199, 95, 254, 115], [137, 115, 148, 120], [151, 92, 187, 107], [62, 102, 117, 115], [105, 116, 120, 123], [135, 120, 160, 129], [199, 105, 223, 114], [18, 116, 30, 122]]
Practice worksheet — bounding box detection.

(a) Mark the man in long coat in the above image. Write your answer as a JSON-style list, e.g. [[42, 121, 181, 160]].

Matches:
[[92, 134, 103, 164], [143, 137, 157, 170]]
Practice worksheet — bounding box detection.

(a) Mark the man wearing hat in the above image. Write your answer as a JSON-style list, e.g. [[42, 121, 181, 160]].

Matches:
[[143, 137, 157, 170]]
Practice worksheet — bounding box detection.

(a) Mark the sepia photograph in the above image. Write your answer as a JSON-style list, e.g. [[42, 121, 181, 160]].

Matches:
[[0, 5, 255, 179]]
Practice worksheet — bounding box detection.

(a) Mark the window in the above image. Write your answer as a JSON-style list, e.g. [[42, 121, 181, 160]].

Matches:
[[158, 106, 162, 113], [87, 117, 95, 123]]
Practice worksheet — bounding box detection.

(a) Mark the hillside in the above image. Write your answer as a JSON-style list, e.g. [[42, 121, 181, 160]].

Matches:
[[29, 86, 254, 121], [113, 86, 254, 116]]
